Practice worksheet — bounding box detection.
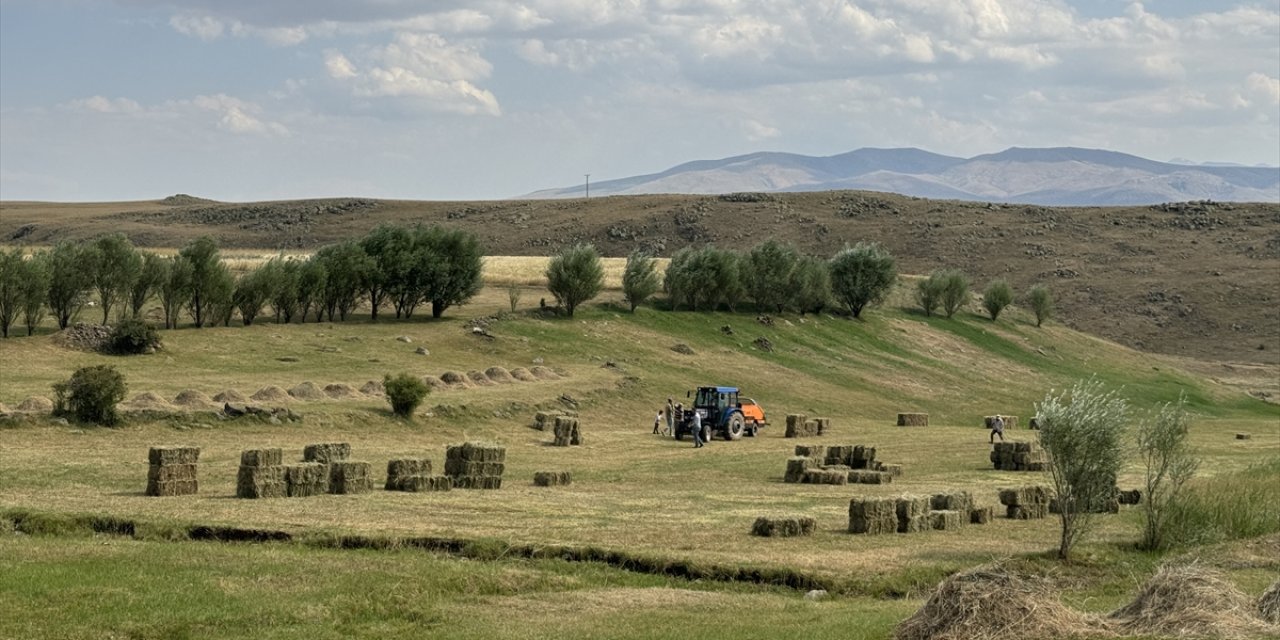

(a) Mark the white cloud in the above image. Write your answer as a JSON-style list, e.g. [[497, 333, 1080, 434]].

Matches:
[[60, 93, 288, 137], [1245, 72, 1280, 106], [169, 13, 226, 41], [62, 96, 143, 114], [329, 32, 501, 116], [325, 51, 358, 79]]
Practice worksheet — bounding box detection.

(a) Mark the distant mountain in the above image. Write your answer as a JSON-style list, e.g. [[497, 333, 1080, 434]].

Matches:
[[526, 146, 1280, 206]]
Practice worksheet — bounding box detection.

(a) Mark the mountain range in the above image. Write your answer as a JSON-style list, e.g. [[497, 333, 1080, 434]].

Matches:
[[526, 147, 1280, 206]]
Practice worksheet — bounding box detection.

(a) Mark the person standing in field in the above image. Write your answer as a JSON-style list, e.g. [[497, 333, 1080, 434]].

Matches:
[[990, 415, 1005, 443], [653, 410, 663, 435], [692, 409, 705, 448], [665, 397, 675, 436]]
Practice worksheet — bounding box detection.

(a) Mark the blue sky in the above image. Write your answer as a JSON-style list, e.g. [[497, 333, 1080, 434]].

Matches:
[[1, 0, 1277, 201]]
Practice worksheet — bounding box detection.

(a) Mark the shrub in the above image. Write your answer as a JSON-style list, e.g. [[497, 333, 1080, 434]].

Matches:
[[1035, 378, 1130, 561], [384, 373, 429, 419], [621, 250, 659, 312], [1027, 284, 1053, 327], [916, 273, 944, 317], [506, 283, 522, 312], [829, 243, 896, 318], [939, 269, 970, 318], [53, 365, 128, 426], [108, 318, 161, 354], [1136, 396, 1198, 551], [982, 279, 1014, 321], [1162, 459, 1280, 548], [546, 243, 604, 317]]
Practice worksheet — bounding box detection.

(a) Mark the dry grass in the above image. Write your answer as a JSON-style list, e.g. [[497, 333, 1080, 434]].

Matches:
[[1109, 564, 1280, 639]]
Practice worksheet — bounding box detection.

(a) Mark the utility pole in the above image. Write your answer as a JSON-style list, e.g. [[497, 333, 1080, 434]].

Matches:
[[585, 174, 590, 199]]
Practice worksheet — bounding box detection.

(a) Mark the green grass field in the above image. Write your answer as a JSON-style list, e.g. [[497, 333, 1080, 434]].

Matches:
[[2, 285, 1277, 639]]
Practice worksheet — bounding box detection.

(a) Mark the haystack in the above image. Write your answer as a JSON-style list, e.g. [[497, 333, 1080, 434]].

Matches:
[[327, 461, 372, 494], [931, 491, 974, 513], [1259, 580, 1280, 624], [881, 463, 904, 477], [552, 416, 582, 446], [530, 366, 560, 380], [421, 376, 446, 390], [288, 381, 327, 400], [359, 380, 385, 396], [784, 456, 814, 483], [121, 392, 175, 412], [999, 486, 1051, 519], [323, 383, 361, 399], [897, 412, 929, 427], [1110, 564, 1275, 639], [991, 441, 1048, 471], [212, 389, 247, 403], [896, 495, 932, 533], [485, 367, 515, 383], [303, 442, 350, 464], [172, 389, 216, 410], [752, 515, 816, 537], [894, 566, 1098, 640], [284, 462, 328, 497], [969, 506, 994, 524], [237, 448, 285, 499], [389, 475, 453, 492], [849, 497, 897, 535], [16, 396, 53, 412], [533, 410, 570, 431], [929, 510, 965, 531], [444, 442, 506, 490], [440, 371, 470, 387], [250, 386, 290, 402], [510, 367, 536, 382], [785, 413, 819, 438], [467, 370, 495, 386], [533, 471, 572, 487], [146, 446, 200, 497]]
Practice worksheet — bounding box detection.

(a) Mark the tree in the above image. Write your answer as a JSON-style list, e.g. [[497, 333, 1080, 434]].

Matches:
[[420, 227, 484, 319], [313, 242, 368, 322], [916, 272, 944, 317], [46, 242, 91, 330], [202, 264, 236, 327], [790, 255, 831, 315], [983, 279, 1014, 321], [663, 247, 697, 310], [233, 266, 273, 326], [1136, 396, 1198, 551], [128, 252, 166, 319], [1028, 284, 1053, 327], [262, 258, 301, 323], [1035, 378, 1130, 561], [828, 243, 896, 319], [359, 225, 413, 321], [178, 236, 223, 328], [296, 258, 327, 323], [506, 283, 522, 312], [706, 247, 745, 311], [52, 365, 127, 426], [20, 253, 50, 336], [384, 372, 430, 419], [85, 234, 141, 324], [157, 257, 192, 330], [939, 269, 970, 319], [621, 250, 660, 312], [0, 250, 21, 337], [546, 243, 604, 317], [745, 240, 799, 313]]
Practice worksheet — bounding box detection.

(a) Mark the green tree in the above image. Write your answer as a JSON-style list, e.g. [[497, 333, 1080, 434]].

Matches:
[[314, 241, 369, 322], [745, 240, 799, 313], [939, 269, 970, 319], [916, 272, 944, 317], [85, 234, 142, 324], [983, 279, 1014, 321], [359, 225, 413, 321], [178, 236, 224, 328], [663, 247, 697, 310], [420, 227, 484, 319], [1028, 284, 1053, 327], [52, 365, 128, 426], [0, 250, 22, 337], [546, 243, 604, 317], [384, 372, 430, 419], [233, 266, 273, 326], [157, 257, 192, 330], [296, 258, 327, 323], [1035, 379, 1130, 562], [790, 255, 831, 315], [45, 242, 91, 330], [20, 253, 50, 336], [828, 243, 896, 319], [1136, 397, 1198, 551], [262, 258, 301, 323], [621, 250, 660, 312], [203, 264, 236, 327], [707, 247, 746, 311], [128, 252, 166, 319]]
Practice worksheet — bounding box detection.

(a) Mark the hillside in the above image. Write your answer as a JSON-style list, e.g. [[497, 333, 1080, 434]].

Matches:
[[3, 192, 1278, 365], [526, 147, 1280, 205]]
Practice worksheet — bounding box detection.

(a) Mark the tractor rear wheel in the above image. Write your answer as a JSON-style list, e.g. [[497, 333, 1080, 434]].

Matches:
[[725, 412, 745, 440]]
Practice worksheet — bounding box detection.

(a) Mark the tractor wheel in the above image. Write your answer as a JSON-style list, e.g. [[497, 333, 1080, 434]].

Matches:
[[725, 412, 745, 441]]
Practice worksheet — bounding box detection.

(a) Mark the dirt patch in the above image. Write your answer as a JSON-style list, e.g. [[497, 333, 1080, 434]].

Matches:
[[16, 396, 54, 413], [212, 389, 247, 403], [323, 383, 361, 399], [1109, 564, 1277, 639], [250, 386, 290, 402], [288, 382, 327, 400]]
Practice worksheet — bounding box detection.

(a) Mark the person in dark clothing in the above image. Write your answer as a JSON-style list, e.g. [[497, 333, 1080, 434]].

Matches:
[[990, 415, 1006, 443]]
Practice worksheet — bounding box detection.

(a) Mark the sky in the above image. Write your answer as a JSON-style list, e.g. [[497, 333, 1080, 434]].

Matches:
[[1, 0, 1277, 202]]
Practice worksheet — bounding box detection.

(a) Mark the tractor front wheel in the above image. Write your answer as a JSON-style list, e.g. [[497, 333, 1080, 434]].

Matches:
[[725, 412, 745, 441]]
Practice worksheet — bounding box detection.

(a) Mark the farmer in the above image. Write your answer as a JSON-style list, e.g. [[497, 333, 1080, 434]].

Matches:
[[692, 409, 705, 448], [990, 414, 1006, 443], [665, 397, 675, 436]]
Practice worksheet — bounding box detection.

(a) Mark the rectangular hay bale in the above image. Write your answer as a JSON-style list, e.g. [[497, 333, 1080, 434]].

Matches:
[[969, 506, 994, 524], [783, 456, 813, 483], [752, 516, 817, 537], [930, 510, 964, 530], [147, 463, 197, 483], [801, 469, 848, 485], [148, 446, 200, 466], [895, 495, 932, 533], [386, 458, 431, 483], [784, 413, 808, 438], [236, 465, 285, 499], [284, 462, 329, 498], [328, 461, 372, 494], [240, 448, 283, 468], [880, 463, 903, 477], [388, 475, 453, 492], [794, 444, 826, 459], [303, 442, 351, 464], [896, 412, 928, 427], [533, 471, 572, 487], [146, 479, 198, 497], [848, 498, 898, 535]]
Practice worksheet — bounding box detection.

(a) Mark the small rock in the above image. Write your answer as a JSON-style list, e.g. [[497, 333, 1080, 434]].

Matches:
[[804, 590, 828, 601], [52, 417, 70, 426], [415, 347, 430, 355], [671, 343, 695, 355], [396, 336, 412, 343], [533, 357, 545, 365]]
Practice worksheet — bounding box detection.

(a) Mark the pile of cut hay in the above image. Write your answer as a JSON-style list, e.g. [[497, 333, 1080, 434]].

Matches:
[[120, 392, 176, 412], [784, 443, 893, 484], [440, 371, 470, 387], [897, 412, 929, 427], [287, 381, 327, 400], [16, 396, 53, 413], [1259, 580, 1280, 625], [895, 567, 1100, 640], [533, 471, 572, 487], [444, 442, 506, 489], [323, 383, 361, 399], [212, 389, 247, 403], [236, 448, 285, 499], [250, 386, 290, 402], [510, 367, 537, 382], [146, 446, 200, 497], [485, 367, 515, 383], [530, 366, 560, 380], [849, 498, 896, 535], [752, 515, 816, 537], [172, 389, 216, 410], [1109, 564, 1278, 639], [420, 375, 446, 390], [991, 441, 1048, 471], [999, 485, 1051, 519], [552, 416, 582, 446], [467, 370, 495, 386], [359, 380, 385, 396]]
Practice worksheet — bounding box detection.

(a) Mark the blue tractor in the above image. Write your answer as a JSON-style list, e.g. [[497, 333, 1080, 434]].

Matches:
[[674, 386, 766, 441]]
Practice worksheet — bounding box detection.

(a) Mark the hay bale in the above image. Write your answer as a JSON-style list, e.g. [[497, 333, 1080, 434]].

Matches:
[[16, 396, 54, 413], [1236, 433, 1251, 440], [443, 442, 507, 490], [814, 417, 832, 435], [930, 510, 965, 531], [1110, 564, 1275, 639], [388, 475, 453, 492], [784, 456, 814, 483], [794, 444, 826, 459], [121, 392, 175, 412], [327, 461, 372, 494], [849, 470, 892, 484], [881, 463, 904, 477], [533, 471, 572, 487], [484, 367, 515, 383], [451, 476, 503, 489], [530, 366, 560, 380], [148, 446, 200, 466], [236, 466, 285, 499], [240, 448, 283, 467], [969, 506, 994, 524], [302, 442, 351, 464], [784, 413, 813, 438], [999, 485, 1051, 519], [172, 389, 216, 409], [359, 380, 385, 396], [467, 370, 495, 386], [420, 375, 446, 390], [552, 416, 581, 446], [250, 385, 290, 402], [212, 389, 247, 403], [444, 460, 507, 476], [849, 497, 897, 535], [894, 566, 1098, 640], [896, 495, 932, 533], [386, 458, 431, 482], [533, 410, 567, 431], [440, 371, 470, 386], [897, 412, 928, 427], [146, 463, 199, 496], [288, 381, 327, 400], [284, 462, 328, 497], [1259, 580, 1280, 625], [752, 515, 817, 537], [323, 383, 361, 399], [801, 469, 848, 485], [825, 445, 854, 466], [931, 491, 974, 513]]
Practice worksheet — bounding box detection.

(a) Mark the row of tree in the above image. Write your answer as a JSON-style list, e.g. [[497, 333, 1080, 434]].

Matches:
[[0, 225, 484, 337]]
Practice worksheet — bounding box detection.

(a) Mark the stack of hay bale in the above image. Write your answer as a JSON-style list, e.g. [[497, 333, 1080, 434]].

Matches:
[[802, 468, 848, 485], [552, 416, 582, 446], [784, 443, 894, 484], [895, 495, 933, 533], [533, 409, 576, 431], [984, 415, 1019, 429], [928, 492, 974, 530], [784, 414, 825, 438], [237, 448, 285, 499], [283, 461, 328, 497], [849, 498, 898, 535], [753, 515, 816, 537], [990, 441, 1048, 471], [385, 458, 452, 492], [304, 442, 373, 495], [999, 485, 1051, 519], [533, 471, 571, 487], [445, 442, 506, 489], [146, 446, 200, 496], [897, 412, 928, 427]]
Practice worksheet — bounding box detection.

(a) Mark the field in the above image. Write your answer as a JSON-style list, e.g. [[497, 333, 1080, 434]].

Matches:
[[2, 277, 1278, 639]]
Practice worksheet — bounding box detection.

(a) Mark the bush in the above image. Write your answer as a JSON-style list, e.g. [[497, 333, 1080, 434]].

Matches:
[[546, 244, 604, 317], [384, 373, 429, 419], [1162, 459, 1280, 548], [1136, 396, 1198, 551], [53, 365, 128, 426], [916, 273, 944, 317], [1027, 284, 1053, 327], [621, 250, 659, 312], [829, 243, 896, 318], [939, 269, 970, 318], [983, 279, 1014, 321], [108, 318, 161, 354]]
